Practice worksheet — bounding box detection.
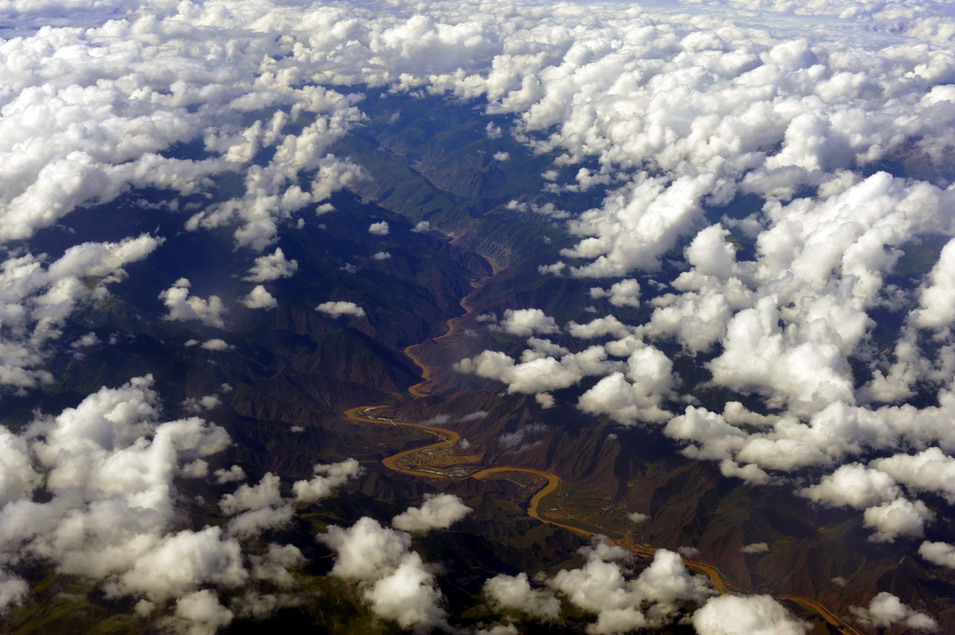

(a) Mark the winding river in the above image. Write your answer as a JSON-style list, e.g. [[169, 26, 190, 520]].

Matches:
[[342, 254, 862, 635]]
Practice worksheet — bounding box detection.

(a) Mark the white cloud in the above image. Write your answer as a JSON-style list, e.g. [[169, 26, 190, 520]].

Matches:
[[0, 234, 161, 389], [862, 498, 933, 543], [220, 473, 284, 516], [315, 300, 365, 319], [741, 543, 769, 554], [169, 590, 234, 635], [799, 463, 900, 510], [364, 552, 446, 630], [241, 285, 277, 310], [484, 572, 560, 621], [498, 308, 559, 337], [182, 393, 222, 415], [187, 115, 366, 250], [560, 174, 716, 277], [457, 345, 617, 397], [547, 539, 713, 631], [318, 517, 447, 630], [411, 220, 431, 232], [392, 493, 472, 533], [568, 315, 631, 340], [919, 541, 955, 570], [706, 296, 854, 418], [608, 279, 641, 308], [590, 279, 642, 308], [244, 248, 298, 283], [3, 0, 955, 627], [368, 221, 390, 236], [319, 517, 411, 581], [692, 594, 809, 635], [578, 343, 675, 424], [0, 573, 27, 616], [250, 543, 306, 588], [872, 447, 955, 504], [292, 459, 363, 503], [159, 279, 226, 329], [227, 505, 295, 540], [200, 339, 230, 351], [850, 592, 938, 631], [112, 526, 247, 601], [0, 375, 309, 620], [214, 465, 246, 484]]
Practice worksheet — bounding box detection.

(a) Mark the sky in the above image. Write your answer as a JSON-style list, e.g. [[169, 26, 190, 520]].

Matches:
[[1, 0, 954, 632]]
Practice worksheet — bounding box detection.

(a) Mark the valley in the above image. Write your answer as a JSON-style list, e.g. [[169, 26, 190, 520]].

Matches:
[[343, 256, 864, 634]]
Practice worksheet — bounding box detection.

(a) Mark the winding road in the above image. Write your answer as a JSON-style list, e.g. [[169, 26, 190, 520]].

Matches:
[[342, 253, 864, 635]]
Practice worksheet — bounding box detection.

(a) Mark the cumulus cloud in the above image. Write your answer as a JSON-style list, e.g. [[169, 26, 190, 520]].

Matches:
[[315, 300, 365, 319], [364, 552, 446, 630], [395, 3, 955, 586], [862, 498, 933, 543], [0, 234, 161, 389], [241, 285, 277, 310], [182, 392, 222, 415], [457, 345, 618, 397], [244, 248, 298, 283], [546, 538, 713, 632], [218, 472, 296, 539], [220, 473, 284, 515], [871, 447, 955, 504], [850, 592, 938, 631], [214, 465, 246, 484], [113, 527, 247, 601], [0, 573, 27, 615], [159, 279, 226, 329], [200, 339, 230, 351], [319, 517, 411, 581], [186, 113, 365, 250], [0, 376, 310, 620], [0, 373, 351, 626], [741, 543, 770, 554], [568, 315, 631, 340], [913, 237, 955, 330], [498, 308, 559, 337], [318, 517, 447, 630], [4, 0, 955, 628], [0, 6, 372, 250], [692, 594, 809, 635], [559, 174, 716, 278], [589, 278, 641, 308], [292, 459, 363, 503], [368, 221, 390, 236], [799, 463, 900, 509], [919, 541, 955, 570], [392, 493, 472, 533], [578, 343, 676, 424], [484, 572, 560, 621], [169, 589, 234, 635]]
